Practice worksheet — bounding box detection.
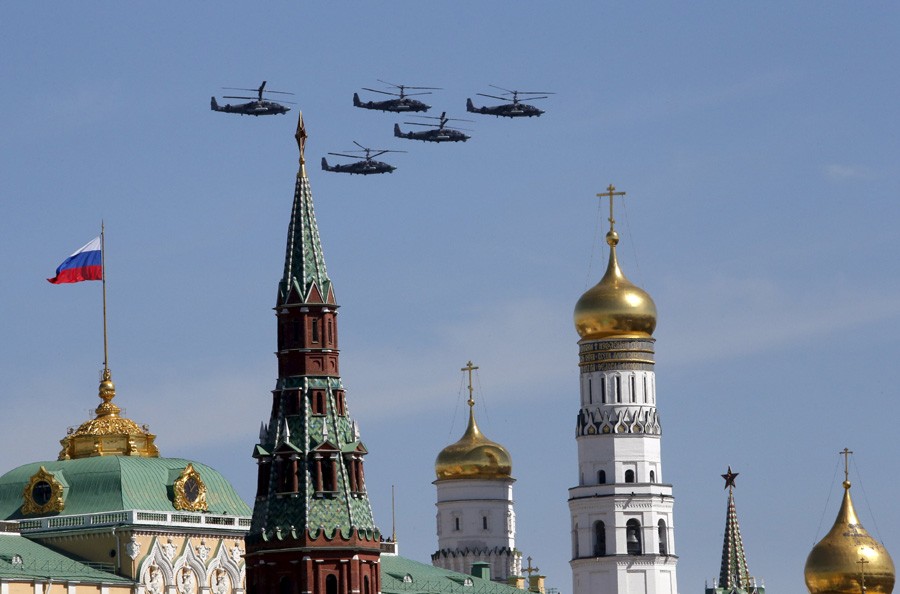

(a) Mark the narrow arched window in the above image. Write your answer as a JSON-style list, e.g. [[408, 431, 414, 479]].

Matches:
[[593, 521, 606, 557], [311, 319, 320, 343], [601, 379, 606, 403], [626, 519, 642, 555], [280, 576, 292, 594], [455, 517, 460, 531], [649, 470, 656, 483], [588, 379, 592, 404], [658, 519, 668, 555], [572, 524, 579, 559], [616, 376, 622, 403], [325, 575, 338, 594], [482, 516, 488, 530], [630, 376, 636, 403], [625, 469, 635, 483], [598, 470, 606, 484], [363, 576, 370, 594]]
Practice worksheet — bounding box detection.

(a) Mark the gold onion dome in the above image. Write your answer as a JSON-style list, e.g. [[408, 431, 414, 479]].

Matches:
[[805, 480, 895, 594], [58, 369, 159, 460], [574, 229, 657, 340], [435, 404, 512, 481]]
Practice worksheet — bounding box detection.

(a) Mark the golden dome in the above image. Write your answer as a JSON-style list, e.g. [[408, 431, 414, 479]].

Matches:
[[58, 369, 159, 460], [805, 481, 895, 594], [574, 230, 657, 340], [435, 404, 512, 481]]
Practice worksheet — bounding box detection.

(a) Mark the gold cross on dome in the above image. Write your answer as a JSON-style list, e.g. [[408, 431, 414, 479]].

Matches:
[[461, 361, 479, 407], [840, 448, 854, 483], [858, 556, 869, 594], [523, 557, 540, 577], [596, 184, 627, 231]]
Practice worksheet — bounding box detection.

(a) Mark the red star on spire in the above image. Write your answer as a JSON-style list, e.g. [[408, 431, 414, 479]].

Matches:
[[722, 466, 739, 489]]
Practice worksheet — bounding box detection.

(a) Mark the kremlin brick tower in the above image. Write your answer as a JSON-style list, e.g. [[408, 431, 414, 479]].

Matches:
[[245, 114, 382, 594]]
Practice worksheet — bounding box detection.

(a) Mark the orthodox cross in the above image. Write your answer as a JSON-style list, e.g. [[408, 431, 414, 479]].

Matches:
[[461, 361, 479, 407], [722, 466, 739, 492], [841, 447, 853, 483], [596, 184, 627, 231], [858, 556, 869, 594], [295, 111, 307, 165], [523, 556, 540, 577]]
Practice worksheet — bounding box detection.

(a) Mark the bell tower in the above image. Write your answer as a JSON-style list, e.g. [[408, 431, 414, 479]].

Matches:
[[569, 186, 677, 594], [245, 113, 381, 594]]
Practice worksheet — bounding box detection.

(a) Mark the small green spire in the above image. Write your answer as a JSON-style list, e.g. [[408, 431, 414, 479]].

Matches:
[[278, 113, 333, 306]]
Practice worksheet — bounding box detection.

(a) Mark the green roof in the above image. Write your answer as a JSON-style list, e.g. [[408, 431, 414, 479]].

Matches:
[[381, 556, 524, 594], [0, 457, 251, 519], [0, 533, 132, 582]]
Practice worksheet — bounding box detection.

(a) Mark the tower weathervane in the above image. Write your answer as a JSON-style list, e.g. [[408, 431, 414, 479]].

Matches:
[[461, 361, 479, 407], [596, 184, 627, 231], [295, 111, 307, 166]]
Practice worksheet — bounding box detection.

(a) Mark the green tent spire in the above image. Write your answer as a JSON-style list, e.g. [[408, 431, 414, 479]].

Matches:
[[706, 468, 764, 594], [719, 489, 751, 590], [277, 112, 333, 307]]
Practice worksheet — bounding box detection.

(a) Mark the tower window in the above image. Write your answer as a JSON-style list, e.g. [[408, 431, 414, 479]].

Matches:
[[625, 469, 635, 483], [650, 470, 656, 483], [311, 319, 320, 343], [600, 380, 606, 404], [658, 519, 668, 555], [325, 575, 337, 594], [454, 517, 460, 531], [630, 376, 636, 403], [616, 376, 622, 403], [588, 379, 592, 404], [482, 516, 488, 530], [311, 391, 326, 415], [598, 470, 606, 484], [643, 376, 648, 403], [593, 521, 606, 557], [327, 318, 333, 345], [626, 519, 642, 555], [291, 320, 300, 343]]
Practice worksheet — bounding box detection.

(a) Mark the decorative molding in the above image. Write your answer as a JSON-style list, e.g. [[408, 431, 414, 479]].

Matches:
[[577, 407, 662, 437]]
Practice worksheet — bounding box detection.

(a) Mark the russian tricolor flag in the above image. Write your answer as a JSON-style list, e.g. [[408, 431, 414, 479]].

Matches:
[[47, 237, 103, 284]]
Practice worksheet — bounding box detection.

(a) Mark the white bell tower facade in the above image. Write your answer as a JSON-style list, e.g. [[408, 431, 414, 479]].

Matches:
[[569, 186, 677, 594]]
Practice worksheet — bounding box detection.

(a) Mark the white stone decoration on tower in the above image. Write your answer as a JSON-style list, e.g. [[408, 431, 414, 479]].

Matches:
[[569, 187, 677, 594], [432, 363, 522, 582]]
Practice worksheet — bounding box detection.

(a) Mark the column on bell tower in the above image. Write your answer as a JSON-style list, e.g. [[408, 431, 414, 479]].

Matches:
[[246, 113, 381, 594], [568, 186, 677, 594]]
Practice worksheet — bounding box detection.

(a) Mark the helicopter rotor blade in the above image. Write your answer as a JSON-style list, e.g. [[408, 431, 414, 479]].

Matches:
[[489, 85, 516, 94], [328, 153, 366, 160], [222, 87, 260, 92], [353, 141, 368, 151], [264, 89, 295, 96], [362, 88, 400, 97], [476, 93, 509, 102], [403, 92, 433, 97], [223, 96, 257, 100]]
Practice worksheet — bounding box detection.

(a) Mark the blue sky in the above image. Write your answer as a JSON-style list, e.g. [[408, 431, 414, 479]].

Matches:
[[3, 3, 900, 593]]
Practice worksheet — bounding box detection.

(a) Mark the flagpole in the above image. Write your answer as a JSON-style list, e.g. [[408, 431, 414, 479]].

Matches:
[[101, 221, 108, 373]]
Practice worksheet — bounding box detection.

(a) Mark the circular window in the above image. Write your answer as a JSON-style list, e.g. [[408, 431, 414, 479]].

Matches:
[[32, 481, 53, 505]]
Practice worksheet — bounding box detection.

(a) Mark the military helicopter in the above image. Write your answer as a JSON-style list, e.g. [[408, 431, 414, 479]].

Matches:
[[466, 86, 554, 118], [353, 80, 441, 113], [321, 143, 405, 175], [210, 81, 295, 116], [394, 112, 473, 143]]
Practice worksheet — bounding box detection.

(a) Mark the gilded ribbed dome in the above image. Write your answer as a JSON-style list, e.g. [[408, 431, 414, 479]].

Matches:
[[58, 369, 159, 460], [805, 481, 895, 594], [435, 405, 512, 481], [574, 230, 657, 340]]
